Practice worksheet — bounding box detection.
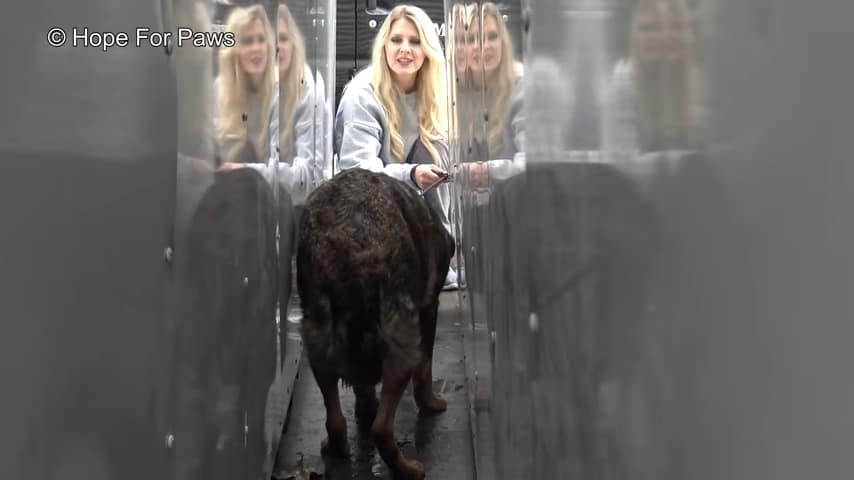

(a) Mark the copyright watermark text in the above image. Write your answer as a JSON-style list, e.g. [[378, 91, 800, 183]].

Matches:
[[46, 27, 235, 52]]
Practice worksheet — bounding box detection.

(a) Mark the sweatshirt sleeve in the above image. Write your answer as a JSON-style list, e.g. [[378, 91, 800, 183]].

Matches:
[[281, 78, 327, 201], [335, 87, 414, 185], [241, 87, 277, 184], [488, 76, 526, 182], [601, 60, 639, 161]]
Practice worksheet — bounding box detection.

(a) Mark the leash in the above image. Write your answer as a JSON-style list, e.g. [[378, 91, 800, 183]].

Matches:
[[418, 166, 457, 197], [418, 172, 450, 196]]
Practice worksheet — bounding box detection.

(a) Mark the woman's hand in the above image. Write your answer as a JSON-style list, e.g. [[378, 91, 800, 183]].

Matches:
[[217, 162, 246, 172], [466, 162, 489, 188], [413, 164, 448, 190]]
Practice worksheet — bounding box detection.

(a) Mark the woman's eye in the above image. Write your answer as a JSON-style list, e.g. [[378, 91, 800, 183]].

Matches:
[[390, 36, 402, 44], [410, 38, 421, 45], [487, 31, 499, 41]]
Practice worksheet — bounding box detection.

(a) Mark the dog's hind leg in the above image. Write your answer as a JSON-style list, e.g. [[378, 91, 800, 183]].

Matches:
[[373, 363, 424, 480], [354, 384, 378, 430], [413, 300, 447, 415], [314, 369, 349, 459], [372, 293, 425, 479]]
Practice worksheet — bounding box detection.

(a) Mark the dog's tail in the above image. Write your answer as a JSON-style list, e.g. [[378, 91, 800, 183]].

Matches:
[[329, 279, 384, 386]]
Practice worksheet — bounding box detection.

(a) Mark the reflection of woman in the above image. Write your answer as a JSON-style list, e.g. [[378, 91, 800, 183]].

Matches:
[[450, 3, 524, 295], [604, 0, 704, 156], [218, 4, 330, 205], [214, 5, 278, 166], [455, 2, 524, 187], [275, 3, 305, 160], [463, 2, 522, 158], [335, 5, 457, 288], [267, 2, 330, 205]]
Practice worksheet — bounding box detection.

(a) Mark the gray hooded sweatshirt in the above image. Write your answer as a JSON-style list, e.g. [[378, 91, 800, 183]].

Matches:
[[334, 66, 452, 233], [213, 66, 331, 206]]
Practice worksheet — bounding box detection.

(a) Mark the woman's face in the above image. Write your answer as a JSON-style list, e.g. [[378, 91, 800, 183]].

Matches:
[[385, 18, 426, 91], [454, 19, 468, 74], [480, 15, 503, 77], [464, 19, 481, 72], [465, 15, 502, 78], [238, 18, 269, 79], [633, 4, 693, 63], [277, 15, 294, 77]]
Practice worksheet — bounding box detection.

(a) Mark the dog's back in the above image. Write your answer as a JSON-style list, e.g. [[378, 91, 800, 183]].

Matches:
[[296, 168, 452, 385]]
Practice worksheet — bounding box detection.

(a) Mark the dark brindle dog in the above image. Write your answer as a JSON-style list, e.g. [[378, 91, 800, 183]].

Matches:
[[296, 168, 454, 479]]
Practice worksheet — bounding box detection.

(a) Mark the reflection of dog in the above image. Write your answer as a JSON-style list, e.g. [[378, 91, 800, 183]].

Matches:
[[181, 167, 291, 479], [297, 168, 454, 479]]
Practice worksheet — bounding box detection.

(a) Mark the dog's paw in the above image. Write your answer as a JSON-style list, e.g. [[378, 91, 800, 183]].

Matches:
[[416, 392, 447, 415], [320, 437, 350, 460], [394, 458, 425, 480]]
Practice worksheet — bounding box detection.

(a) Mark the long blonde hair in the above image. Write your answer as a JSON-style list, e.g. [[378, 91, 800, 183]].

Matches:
[[277, 3, 308, 159], [476, 2, 518, 158], [629, 0, 701, 150], [216, 5, 277, 162], [370, 5, 448, 165]]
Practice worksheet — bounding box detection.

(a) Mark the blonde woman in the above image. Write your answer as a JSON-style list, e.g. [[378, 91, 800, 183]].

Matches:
[[265, 2, 329, 205], [217, 4, 329, 205], [454, 2, 525, 187], [214, 5, 277, 167], [335, 5, 457, 289], [603, 0, 704, 156], [461, 3, 522, 158]]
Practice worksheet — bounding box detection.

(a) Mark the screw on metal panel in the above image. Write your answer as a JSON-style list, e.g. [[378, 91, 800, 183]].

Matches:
[[244, 411, 249, 448], [164, 247, 173, 263], [165, 434, 174, 449], [369, 19, 377, 29], [244, 276, 249, 287], [529, 313, 539, 333]]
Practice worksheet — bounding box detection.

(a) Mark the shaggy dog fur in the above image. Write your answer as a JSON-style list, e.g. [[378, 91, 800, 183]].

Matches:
[[296, 168, 454, 479]]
